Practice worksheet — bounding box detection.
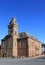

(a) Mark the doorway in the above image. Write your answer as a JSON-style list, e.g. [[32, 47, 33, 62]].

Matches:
[[3, 53, 7, 57]]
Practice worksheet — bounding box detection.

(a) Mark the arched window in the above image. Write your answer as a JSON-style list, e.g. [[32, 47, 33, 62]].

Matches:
[[19, 41, 23, 48]]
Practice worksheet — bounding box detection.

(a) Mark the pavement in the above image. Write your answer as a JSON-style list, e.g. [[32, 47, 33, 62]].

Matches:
[[0, 56, 45, 65]]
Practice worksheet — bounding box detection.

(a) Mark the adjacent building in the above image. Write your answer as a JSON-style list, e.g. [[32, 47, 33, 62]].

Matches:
[[0, 45, 1, 57], [1, 17, 42, 58], [42, 44, 45, 55]]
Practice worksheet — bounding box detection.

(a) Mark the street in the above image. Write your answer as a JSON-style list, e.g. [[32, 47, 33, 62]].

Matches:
[[0, 56, 45, 65]]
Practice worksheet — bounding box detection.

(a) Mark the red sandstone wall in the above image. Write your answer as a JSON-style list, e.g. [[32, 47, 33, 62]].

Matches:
[[27, 38, 42, 57]]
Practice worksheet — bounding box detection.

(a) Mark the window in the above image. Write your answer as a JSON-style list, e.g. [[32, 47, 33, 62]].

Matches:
[[20, 34, 24, 37], [4, 41, 7, 47], [19, 41, 22, 48], [9, 29, 13, 35], [19, 41, 23, 48]]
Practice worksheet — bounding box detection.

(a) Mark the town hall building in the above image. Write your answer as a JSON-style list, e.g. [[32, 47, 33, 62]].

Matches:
[[1, 17, 42, 58]]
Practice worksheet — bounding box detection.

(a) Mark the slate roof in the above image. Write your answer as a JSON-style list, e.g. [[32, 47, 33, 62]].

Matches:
[[18, 32, 36, 39], [18, 32, 30, 38], [1, 35, 12, 41], [1, 32, 41, 43], [18, 32, 41, 43], [9, 17, 18, 25]]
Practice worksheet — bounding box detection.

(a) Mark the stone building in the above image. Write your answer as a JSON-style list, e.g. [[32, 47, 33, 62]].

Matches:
[[1, 17, 42, 58]]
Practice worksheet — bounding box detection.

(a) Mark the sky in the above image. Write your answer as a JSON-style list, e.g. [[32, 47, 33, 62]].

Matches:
[[0, 0, 45, 44]]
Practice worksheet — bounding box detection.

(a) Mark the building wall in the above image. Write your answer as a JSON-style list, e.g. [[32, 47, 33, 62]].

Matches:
[[0, 49, 1, 57], [42, 44, 45, 55], [1, 37, 13, 57], [1, 37, 42, 58], [0, 45, 1, 57], [27, 38, 42, 57], [17, 38, 28, 57], [12, 38, 18, 58], [13, 37, 42, 58], [12, 25, 18, 58], [7, 37, 13, 57]]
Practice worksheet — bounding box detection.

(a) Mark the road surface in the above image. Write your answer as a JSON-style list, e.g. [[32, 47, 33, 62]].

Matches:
[[0, 56, 45, 65]]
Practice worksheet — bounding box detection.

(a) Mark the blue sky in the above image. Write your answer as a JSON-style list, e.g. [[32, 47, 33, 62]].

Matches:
[[0, 0, 45, 44]]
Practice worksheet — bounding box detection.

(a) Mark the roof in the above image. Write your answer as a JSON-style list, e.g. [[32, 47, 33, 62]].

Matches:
[[18, 32, 41, 43], [18, 32, 36, 39], [9, 17, 18, 25], [18, 32, 30, 38], [1, 32, 41, 43], [1, 35, 12, 41]]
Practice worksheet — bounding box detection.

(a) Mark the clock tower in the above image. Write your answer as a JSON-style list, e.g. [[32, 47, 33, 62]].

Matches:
[[8, 17, 18, 36], [8, 17, 18, 57]]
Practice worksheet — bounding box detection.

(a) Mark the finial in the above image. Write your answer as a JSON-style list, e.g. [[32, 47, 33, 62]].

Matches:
[[9, 17, 17, 25]]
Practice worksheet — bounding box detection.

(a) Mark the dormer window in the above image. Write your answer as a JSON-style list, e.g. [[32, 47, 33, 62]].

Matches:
[[20, 34, 24, 37]]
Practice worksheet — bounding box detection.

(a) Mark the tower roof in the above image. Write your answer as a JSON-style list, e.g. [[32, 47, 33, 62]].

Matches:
[[9, 17, 18, 25]]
